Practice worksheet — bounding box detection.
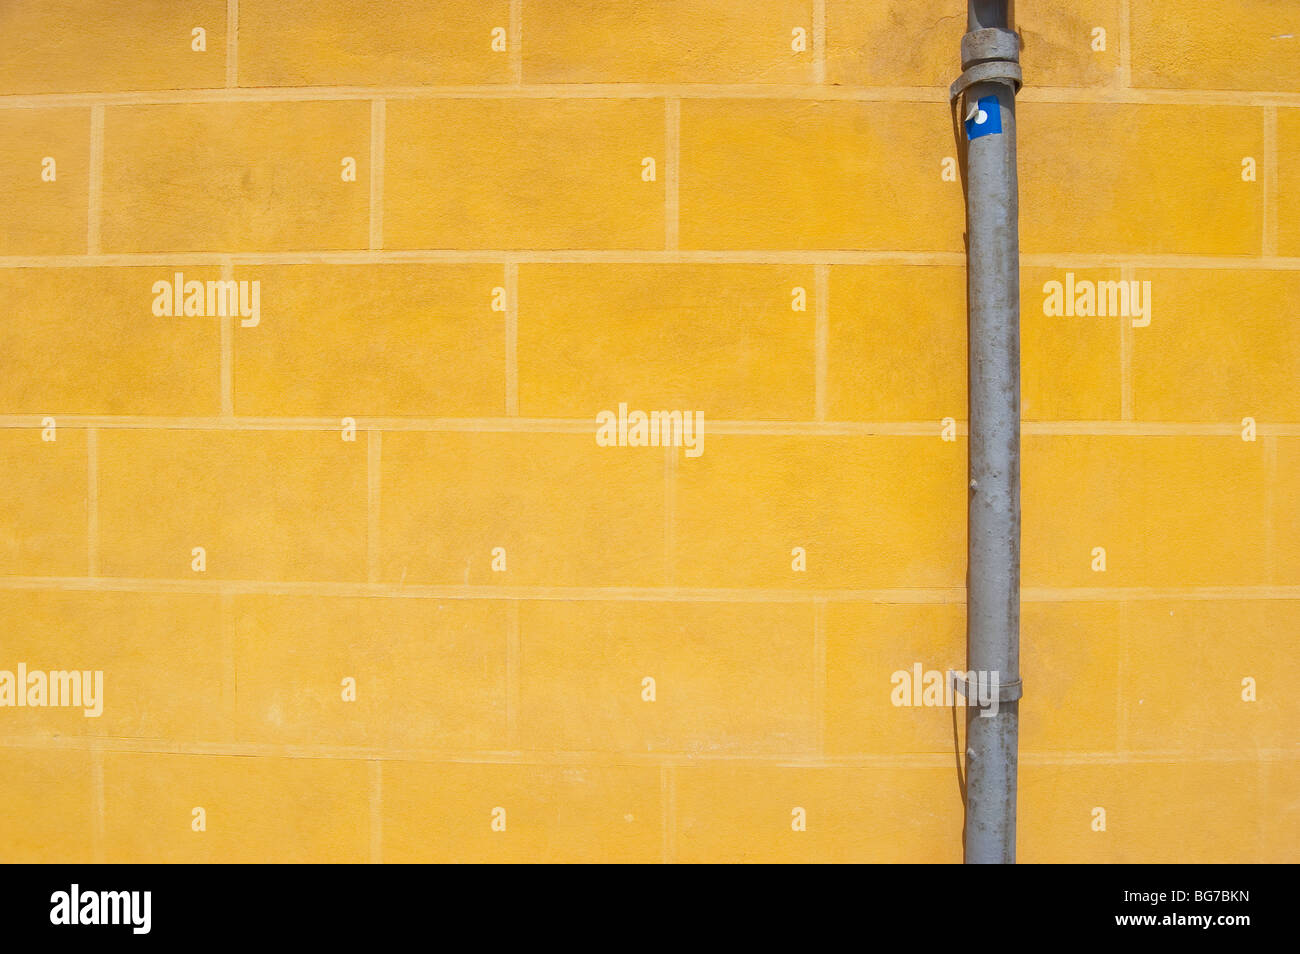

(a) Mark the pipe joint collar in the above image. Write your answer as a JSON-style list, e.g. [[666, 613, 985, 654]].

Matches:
[[961, 28, 1020, 70]]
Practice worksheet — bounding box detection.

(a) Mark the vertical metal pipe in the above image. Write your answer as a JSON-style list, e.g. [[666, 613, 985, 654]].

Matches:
[[968, 0, 1011, 30], [955, 0, 1022, 864]]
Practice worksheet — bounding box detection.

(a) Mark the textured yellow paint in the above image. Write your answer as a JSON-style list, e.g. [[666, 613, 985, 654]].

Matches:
[[1131, 0, 1300, 92], [385, 99, 665, 249], [1122, 601, 1299, 756], [1020, 103, 1264, 255], [101, 102, 371, 253], [233, 596, 508, 749], [234, 265, 507, 417], [1277, 109, 1300, 257], [380, 761, 663, 863], [681, 100, 964, 250], [0, 268, 221, 416], [0, 0, 1295, 865], [379, 432, 666, 586], [825, 0, 963, 88], [823, 602, 965, 756], [0, 0, 227, 95], [518, 601, 816, 754], [1017, 0, 1123, 89], [240, 0, 513, 87], [1020, 602, 1121, 754], [0, 429, 88, 577], [0, 590, 226, 741], [1020, 267, 1123, 421], [673, 436, 965, 588], [1020, 760, 1296, 863], [1133, 269, 1300, 421], [518, 264, 816, 419], [826, 0, 1121, 89], [96, 430, 368, 581], [1023, 436, 1271, 588], [525, 0, 815, 84], [1277, 440, 1300, 585], [827, 266, 967, 421], [674, 764, 961, 863], [102, 752, 369, 863], [0, 748, 96, 863], [0, 109, 89, 256]]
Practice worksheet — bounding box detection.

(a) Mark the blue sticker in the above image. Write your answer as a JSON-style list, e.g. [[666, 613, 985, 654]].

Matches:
[[964, 95, 1002, 140]]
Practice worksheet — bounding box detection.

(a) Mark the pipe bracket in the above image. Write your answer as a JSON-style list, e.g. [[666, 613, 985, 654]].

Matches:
[[949, 60, 1023, 104], [948, 671, 1024, 704]]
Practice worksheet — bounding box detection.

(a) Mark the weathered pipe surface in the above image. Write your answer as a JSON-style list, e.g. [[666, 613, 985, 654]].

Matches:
[[961, 12, 1022, 865]]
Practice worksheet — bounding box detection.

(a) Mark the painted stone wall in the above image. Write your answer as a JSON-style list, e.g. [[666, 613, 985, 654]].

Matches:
[[0, 1, 1296, 862]]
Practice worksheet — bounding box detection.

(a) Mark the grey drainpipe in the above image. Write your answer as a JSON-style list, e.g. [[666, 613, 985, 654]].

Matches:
[[950, 0, 1023, 864]]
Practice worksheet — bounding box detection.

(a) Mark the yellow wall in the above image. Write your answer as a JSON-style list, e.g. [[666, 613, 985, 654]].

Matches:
[[0, 0, 1296, 863]]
